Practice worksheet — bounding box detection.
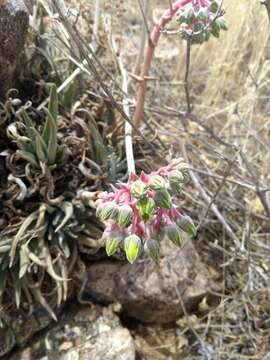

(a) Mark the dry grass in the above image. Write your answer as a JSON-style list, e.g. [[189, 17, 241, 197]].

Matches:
[[115, 0, 270, 358], [21, 0, 270, 358]]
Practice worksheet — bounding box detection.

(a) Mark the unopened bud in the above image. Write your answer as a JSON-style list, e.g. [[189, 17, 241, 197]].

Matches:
[[149, 175, 166, 190], [197, 7, 209, 22], [124, 235, 141, 264], [131, 180, 148, 199], [210, 20, 220, 38], [216, 16, 228, 31], [144, 239, 160, 263], [176, 215, 197, 236], [210, 0, 221, 13], [138, 198, 155, 222], [164, 223, 183, 247], [100, 202, 118, 222], [169, 170, 185, 184], [153, 189, 172, 209], [117, 205, 133, 227], [186, 6, 196, 24], [105, 232, 123, 256]]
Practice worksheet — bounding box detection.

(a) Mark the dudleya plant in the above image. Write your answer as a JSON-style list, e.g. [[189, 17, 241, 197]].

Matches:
[[96, 159, 197, 264]]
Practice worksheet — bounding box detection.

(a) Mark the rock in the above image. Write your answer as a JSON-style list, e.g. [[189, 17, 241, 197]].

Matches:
[[85, 240, 216, 323], [0, 0, 29, 98], [0, 300, 67, 358], [0, 325, 15, 358], [10, 306, 136, 360]]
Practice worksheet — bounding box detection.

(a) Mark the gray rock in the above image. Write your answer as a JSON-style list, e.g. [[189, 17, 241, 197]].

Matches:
[[11, 306, 136, 360], [85, 240, 216, 323], [0, 0, 29, 98]]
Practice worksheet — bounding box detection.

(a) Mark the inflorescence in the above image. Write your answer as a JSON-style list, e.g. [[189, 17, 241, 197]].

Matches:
[[177, 0, 228, 44], [96, 159, 197, 264]]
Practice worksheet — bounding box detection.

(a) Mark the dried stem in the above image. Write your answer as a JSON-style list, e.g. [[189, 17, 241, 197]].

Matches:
[[184, 39, 192, 113], [93, 0, 101, 41]]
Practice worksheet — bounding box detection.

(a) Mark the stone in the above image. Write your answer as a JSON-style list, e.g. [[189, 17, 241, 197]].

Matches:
[[11, 306, 136, 360], [0, 300, 67, 357], [85, 239, 216, 323], [0, 0, 29, 98]]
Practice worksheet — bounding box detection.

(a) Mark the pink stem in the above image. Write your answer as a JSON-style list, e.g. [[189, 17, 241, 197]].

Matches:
[[133, 0, 192, 128]]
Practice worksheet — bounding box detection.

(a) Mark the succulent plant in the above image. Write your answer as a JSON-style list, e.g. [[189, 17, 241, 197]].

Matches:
[[86, 112, 128, 185], [8, 84, 67, 169], [96, 159, 197, 264], [0, 200, 103, 318]]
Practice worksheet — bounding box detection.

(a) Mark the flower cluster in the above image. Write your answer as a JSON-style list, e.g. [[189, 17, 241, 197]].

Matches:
[[177, 0, 228, 44], [96, 159, 197, 264]]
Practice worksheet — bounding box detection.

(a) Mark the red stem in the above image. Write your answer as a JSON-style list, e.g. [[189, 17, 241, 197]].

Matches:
[[133, 0, 192, 128]]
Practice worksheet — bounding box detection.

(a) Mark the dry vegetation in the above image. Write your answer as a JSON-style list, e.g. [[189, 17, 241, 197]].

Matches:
[[107, 0, 270, 358], [1, 0, 270, 358]]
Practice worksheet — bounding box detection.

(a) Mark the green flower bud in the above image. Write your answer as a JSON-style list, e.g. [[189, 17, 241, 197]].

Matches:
[[197, 7, 209, 22], [193, 31, 208, 45], [210, 0, 221, 13], [131, 180, 148, 199], [168, 182, 183, 196], [176, 215, 197, 236], [216, 16, 228, 31], [194, 22, 205, 34], [117, 204, 133, 227], [144, 239, 160, 263], [204, 30, 211, 42], [149, 175, 166, 190], [138, 197, 155, 222], [164, 223, 183, 247], [210, 21, 220, 38], [153, 189, 172, 209], [169, 170, 185, 184], [100, 202, 118, 222], [124, 235, 141, 264], [105, 232, 122, 256], [178, 12, 187, 24], [186, 6, 196, 24]]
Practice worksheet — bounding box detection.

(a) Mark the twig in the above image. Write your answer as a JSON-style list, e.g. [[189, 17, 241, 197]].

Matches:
[[184, 39, 192, 113], [199, 152, 239, 227], [180, 141, 241, 249], [166, 257, 214, 358], [93, 0, 101, 42], [240, 151, 270, 220]]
